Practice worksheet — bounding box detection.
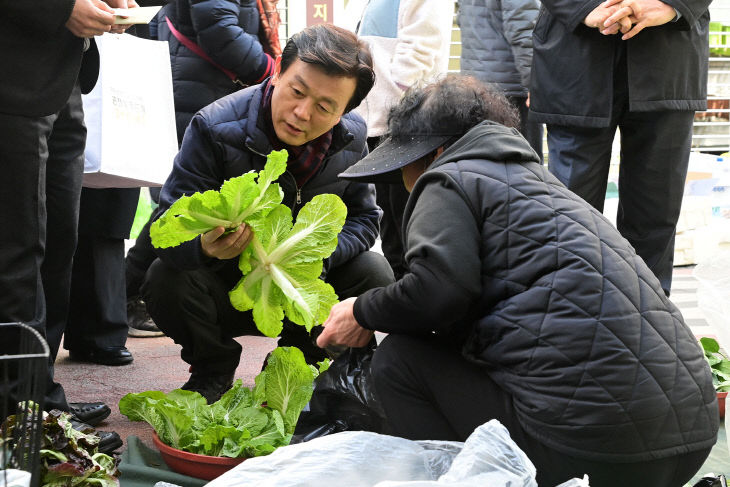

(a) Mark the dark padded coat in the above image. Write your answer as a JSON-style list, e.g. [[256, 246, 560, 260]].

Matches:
[[458, 0, 540, 97], [154, 82, 381, 275], [150, 0, 271, 140], [0, 0, 99, 117], [529, 0, 710, 127], [354, 120, 718, 462]]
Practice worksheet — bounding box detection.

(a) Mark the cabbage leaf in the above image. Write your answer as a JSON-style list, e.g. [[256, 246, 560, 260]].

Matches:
[[229, 193, 347, 337], [150, 149, 288, 248], [119, 347, 317, 458]]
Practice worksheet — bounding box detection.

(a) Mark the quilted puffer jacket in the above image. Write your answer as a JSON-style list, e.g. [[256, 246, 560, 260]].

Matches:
[[458, 0, 539, 97], [354, 120, 718, 462], [154, 81, 381, 276], [150, 0, 273, 141]]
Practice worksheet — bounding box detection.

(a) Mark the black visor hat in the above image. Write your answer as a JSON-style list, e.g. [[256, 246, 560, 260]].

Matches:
[[339, 133, 458, 183]]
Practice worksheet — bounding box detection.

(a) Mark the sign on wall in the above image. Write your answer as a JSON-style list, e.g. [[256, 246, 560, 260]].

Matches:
[[306, 0, 333, 25]]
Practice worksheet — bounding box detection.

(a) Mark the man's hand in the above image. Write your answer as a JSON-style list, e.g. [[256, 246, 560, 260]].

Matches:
[[65, 0, 116, 38], [316, 298, 374, 349], [584, 2, 632, 35], [200, 224, 254, 260], [602, 0, 677, 39], [107, 0, 140, 34]]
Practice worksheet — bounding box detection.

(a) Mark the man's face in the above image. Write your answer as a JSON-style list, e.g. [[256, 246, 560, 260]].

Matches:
[[270, 59, 357, 147]]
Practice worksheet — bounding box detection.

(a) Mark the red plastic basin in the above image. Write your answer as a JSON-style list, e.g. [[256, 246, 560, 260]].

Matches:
[[152, 432, 246, 480]]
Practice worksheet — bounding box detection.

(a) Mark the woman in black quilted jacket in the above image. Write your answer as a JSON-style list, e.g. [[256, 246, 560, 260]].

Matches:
[[320, 75, 718, 487]]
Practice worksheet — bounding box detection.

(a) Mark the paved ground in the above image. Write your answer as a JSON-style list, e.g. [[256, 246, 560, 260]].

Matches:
[[53, 264, 729, 483]]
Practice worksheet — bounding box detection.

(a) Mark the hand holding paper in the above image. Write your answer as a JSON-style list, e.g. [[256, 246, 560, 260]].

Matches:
[[113, 6, 162, 24]]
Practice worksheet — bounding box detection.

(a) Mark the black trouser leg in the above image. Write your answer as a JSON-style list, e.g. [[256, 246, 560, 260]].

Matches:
[[143, 251, 394, 373], [616, 110, 694, 294], [371, 335, 711, 487], [42, 84, 86, 363], [125, 216, 157, 299], [64, 235, 129, 350], [0, 85, 84, 412], [142, 259, 253, 375]]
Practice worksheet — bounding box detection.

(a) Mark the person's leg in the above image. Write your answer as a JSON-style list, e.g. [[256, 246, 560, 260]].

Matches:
[[370, 334, 525, 442], [143, 258, 261, 402], [326, 250, 395, 299], [42, 83, 85, 363], [371, 334, 712, 487], [546, 123, 616, 212], [125, 214, 157, 299], [616, 110, 694, 295], [142, 259, 258, 373], [65, 235, 132, 361], [0, 107, 59, 412], [125, 188, 164, 336]]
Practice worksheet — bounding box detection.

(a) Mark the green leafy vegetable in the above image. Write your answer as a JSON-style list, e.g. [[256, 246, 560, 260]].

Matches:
[[230, 194, 347, 337], [119, 347, 320, 458], [150, 149, 288, 248], [1, 405, 120, 487], [700, 336, 730, 392]]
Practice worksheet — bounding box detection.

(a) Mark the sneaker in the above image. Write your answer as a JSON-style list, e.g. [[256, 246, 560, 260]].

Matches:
[[180, 371, 235, 404], [127, 298, 164, 337]]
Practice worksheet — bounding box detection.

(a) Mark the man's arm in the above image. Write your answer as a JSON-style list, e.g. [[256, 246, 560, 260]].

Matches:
[[0, 0, 111, 36], [502, 0, 541, 90], [326, 178, 381, 271]]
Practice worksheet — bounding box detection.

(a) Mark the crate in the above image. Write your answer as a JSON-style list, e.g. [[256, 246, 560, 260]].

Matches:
[[0, 323, 50, 487]]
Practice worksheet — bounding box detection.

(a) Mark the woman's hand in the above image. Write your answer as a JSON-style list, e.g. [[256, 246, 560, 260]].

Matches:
[[317, 298, 374, 349]]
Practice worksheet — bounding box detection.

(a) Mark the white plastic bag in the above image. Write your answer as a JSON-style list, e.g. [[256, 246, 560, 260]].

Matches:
[[82, 34, 177, 188], [205, 420, 586, 487]]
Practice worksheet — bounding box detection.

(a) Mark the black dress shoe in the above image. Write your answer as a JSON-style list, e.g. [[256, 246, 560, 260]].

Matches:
[[69, 346, 133, 366], [70, 419, 122, 455], [97, 430, 123, 454], [69, 402, 110, 427]]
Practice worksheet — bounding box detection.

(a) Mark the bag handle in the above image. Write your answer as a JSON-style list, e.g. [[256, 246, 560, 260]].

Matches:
[[165, 16, 248, 87]]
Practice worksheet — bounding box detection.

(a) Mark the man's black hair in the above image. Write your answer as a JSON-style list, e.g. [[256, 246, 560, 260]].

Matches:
[[280, 24, 375, 113], [387, 75, 520, 142]]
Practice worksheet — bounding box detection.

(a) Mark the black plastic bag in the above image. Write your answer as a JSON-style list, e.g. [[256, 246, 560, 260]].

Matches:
[[292, 346, 386, 443]]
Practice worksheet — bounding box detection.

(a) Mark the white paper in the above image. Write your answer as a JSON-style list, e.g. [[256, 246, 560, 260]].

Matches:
[[113, 6, 161, 25]]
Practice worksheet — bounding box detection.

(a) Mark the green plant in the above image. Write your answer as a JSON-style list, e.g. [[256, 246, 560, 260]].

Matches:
[[700, 337, 730, 392], [119, 347, 325, 458], [149, 150, 348, 337], [1, 404, 120, 487], [230, 194, 346, 337], [150, 149, 288, 249]]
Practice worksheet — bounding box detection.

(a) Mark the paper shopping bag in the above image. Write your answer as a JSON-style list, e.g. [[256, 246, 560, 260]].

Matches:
[[82, 33, 177, 188]]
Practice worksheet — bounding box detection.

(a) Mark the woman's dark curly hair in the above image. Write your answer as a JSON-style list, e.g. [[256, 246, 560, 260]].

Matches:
[[387, 74, 520, 141]]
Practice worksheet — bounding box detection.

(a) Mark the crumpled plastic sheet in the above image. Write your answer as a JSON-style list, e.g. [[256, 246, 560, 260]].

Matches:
[[204, 420, 589, 487]]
